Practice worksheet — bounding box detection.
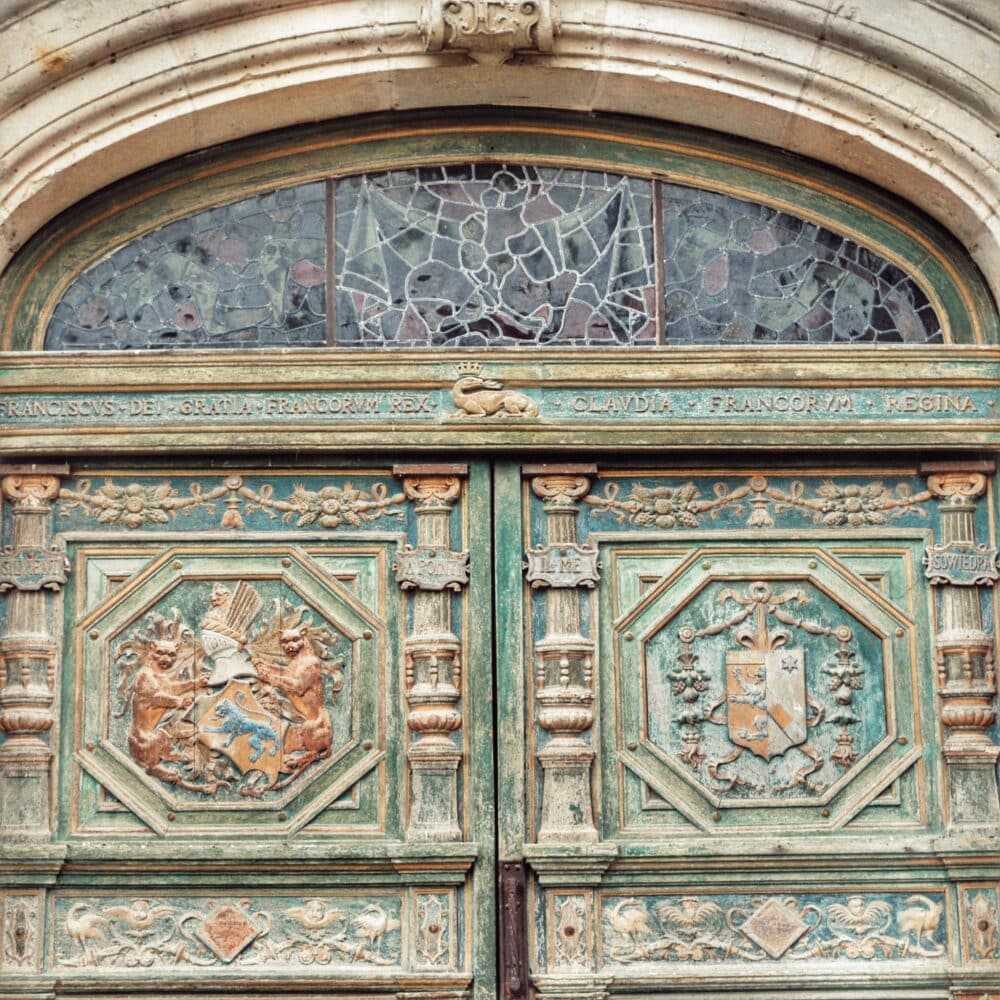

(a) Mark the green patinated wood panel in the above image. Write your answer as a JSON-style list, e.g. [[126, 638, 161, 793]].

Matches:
[[515, 462, 1000, 1000], [0, 461, 495, 1000]]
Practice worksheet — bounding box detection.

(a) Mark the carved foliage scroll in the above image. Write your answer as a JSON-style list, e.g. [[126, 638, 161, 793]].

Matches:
[[602, 891, 947, 965]]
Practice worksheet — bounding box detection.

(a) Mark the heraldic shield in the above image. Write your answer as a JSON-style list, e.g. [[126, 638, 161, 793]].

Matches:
[[726, 648, 807, 761], [193, 681, 288, 785]]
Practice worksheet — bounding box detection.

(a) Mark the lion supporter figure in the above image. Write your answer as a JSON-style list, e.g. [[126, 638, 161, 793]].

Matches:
[[253, 625, 334, 767], [129, 639, 197, 773]]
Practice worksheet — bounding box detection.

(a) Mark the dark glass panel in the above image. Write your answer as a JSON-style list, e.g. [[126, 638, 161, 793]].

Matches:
[[45, 183, 327, 350], [662, 185, 942, 344]]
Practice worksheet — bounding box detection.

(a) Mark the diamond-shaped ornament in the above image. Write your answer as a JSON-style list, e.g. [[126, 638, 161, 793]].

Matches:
[[740, 897, 809, 958], [196, 904, 261, 962]]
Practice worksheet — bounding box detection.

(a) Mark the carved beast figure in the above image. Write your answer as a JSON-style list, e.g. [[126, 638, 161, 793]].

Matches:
[[202, 695, 280, 763], [253, 626, 333, 770], [128, 640, 200, 774], [451, 373, 538, 418]]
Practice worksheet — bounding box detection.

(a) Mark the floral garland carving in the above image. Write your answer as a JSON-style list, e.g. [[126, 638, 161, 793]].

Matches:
[[584, 476, 930, 529], [59, 476, 406, 530]]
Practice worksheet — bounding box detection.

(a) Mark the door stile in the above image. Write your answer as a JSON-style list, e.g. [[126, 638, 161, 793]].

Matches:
[[465, 460, 499, 1000], [495, 462, 528, 863]]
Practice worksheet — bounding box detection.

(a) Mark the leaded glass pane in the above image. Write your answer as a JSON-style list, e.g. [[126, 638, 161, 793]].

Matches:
[[44, 183, 327, 350], [334, 164, 656, 346], [662, 185, 942, 344]]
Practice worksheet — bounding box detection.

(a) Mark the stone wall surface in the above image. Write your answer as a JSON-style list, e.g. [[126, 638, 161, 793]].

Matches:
[[0, 0, 997, 301]]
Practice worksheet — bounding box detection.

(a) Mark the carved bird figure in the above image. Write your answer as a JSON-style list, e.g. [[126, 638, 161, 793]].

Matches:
[[103, 899, 176, 934], [286, 899, 346, 933], [351, 904, 401, 957], [656, 897, 725, 940], [606, 898, 653, 945], [827, 896, 893, 937], [896, 895, 944, 955], [66, 904, 109, 963]]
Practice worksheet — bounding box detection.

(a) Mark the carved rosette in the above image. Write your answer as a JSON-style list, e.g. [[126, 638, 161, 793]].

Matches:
[[527, 466, 599, 843], [394, 465, 467, 842], [0, 467, 67, 840], [923, 463, 1000, 825]]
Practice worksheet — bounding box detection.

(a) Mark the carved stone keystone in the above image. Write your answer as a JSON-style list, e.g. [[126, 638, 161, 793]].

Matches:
[[0, 465, 69, 841], [922, 462, 1000, 826], [394, 464, 468, 842], [420, 0, 557, 65]]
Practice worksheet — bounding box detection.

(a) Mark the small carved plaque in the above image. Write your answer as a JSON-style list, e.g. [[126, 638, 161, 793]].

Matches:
[[524, 543, 600, 588], [196, 905, 262, 962], [0, 543, 69, 592], [923, 541, 999, 586], [394, 544, 470, 591], [739, 898, 810, 958], [421, 0, 555, 65]]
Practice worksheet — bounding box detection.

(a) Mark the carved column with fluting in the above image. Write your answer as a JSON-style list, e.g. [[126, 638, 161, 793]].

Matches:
[[922, 462, 1000, 826], [526, 465, 599, 843], [0, 465, 69, 841], [394, 465, 468, 842]]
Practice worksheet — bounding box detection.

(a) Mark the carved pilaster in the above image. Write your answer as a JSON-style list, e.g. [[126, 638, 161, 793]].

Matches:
[[0, 466, 69, 841], [923, 462, 1000, 826], [394, 465, 468, 842], [527, 465, 599, 843]]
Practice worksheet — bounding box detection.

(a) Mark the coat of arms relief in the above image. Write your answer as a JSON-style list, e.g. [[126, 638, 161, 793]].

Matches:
[[653, 578, 885, 801], [113, 580, 347, 799]]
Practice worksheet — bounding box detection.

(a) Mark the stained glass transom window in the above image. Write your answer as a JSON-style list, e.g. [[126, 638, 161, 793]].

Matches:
[[42, 167, 943, 350]]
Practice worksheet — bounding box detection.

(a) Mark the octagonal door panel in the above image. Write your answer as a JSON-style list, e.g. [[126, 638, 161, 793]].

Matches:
[[45, 462, 495, 1000], [507, 463, 975, 1000]]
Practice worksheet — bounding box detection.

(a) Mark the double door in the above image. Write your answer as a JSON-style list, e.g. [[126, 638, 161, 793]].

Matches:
[[8, 457, 986, 998]]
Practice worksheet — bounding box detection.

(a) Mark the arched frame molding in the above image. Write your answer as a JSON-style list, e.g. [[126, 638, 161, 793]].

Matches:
[[1, 110, 996, 350]]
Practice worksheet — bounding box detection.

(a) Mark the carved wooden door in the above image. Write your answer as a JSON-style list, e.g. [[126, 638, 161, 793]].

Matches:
[[0, 461, 496, 998], [501, 461, 1000, 1000], [2, 456, 998, 999]]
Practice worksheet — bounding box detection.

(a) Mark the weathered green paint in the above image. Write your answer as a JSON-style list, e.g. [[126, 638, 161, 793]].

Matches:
[[1, 350, 998, 456], [495, 462, 528, 861], [515, 466, 1000, 998]]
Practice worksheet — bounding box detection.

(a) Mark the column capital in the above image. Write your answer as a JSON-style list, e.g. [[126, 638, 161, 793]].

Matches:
[[0, 468, 66, 512], [527, 467, 595, 509], [921, 461, 993, 506], [395, 465, 466, 510]]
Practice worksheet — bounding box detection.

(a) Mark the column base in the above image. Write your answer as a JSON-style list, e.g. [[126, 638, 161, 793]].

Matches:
[[946, 750, 1000, 826], [537, 743, 597, 844], [407, 746, 461, 842]]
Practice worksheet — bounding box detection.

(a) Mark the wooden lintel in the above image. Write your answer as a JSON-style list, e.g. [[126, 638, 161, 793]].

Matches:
[[521, 463, 598, 476], [0, 462, 71, 476], [393, 463, 468, 476], [920, 459, 996, 474]]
